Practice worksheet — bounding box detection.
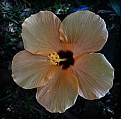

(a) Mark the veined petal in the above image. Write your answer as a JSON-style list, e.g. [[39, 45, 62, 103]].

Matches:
[[12, 50, 57, 89], [21, 11, 63, 55], [36, 69, 78, 113], [73, 53, 114, 100], [59, 11, 108, 56]]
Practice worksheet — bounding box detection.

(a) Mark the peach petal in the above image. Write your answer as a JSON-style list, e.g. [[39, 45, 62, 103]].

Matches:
[[59, 11, 108, 56], [12, 50, 57, 89], [36, 69, 78, 113], [21, 11, 63, 55], [73, 53, 114, 100]]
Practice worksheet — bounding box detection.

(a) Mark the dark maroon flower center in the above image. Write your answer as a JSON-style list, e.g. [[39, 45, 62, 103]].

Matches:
[[57, 50, 74, 69]]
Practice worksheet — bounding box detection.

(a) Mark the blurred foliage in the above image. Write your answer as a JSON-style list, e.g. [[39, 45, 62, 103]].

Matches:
[[110, 0, 121, 17], [0, 0, 121, 119]]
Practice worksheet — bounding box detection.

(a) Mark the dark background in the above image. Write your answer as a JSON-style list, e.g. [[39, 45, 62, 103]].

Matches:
[[0, 0, 121, 119]]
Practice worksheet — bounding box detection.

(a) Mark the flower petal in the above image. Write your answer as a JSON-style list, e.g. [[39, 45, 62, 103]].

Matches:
[[21, 11, 63, 55], [73, 53, 114, 100], [12, 50, 57, 89], [36, 69, 78, 113], [59, 11, 108, 56]]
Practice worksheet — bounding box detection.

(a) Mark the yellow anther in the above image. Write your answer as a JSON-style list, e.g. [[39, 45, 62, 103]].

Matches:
[[47, 52, 66, 65]]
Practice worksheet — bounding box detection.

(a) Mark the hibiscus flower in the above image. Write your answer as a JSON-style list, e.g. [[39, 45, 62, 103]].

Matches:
[[12, 10, 114, 113]]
